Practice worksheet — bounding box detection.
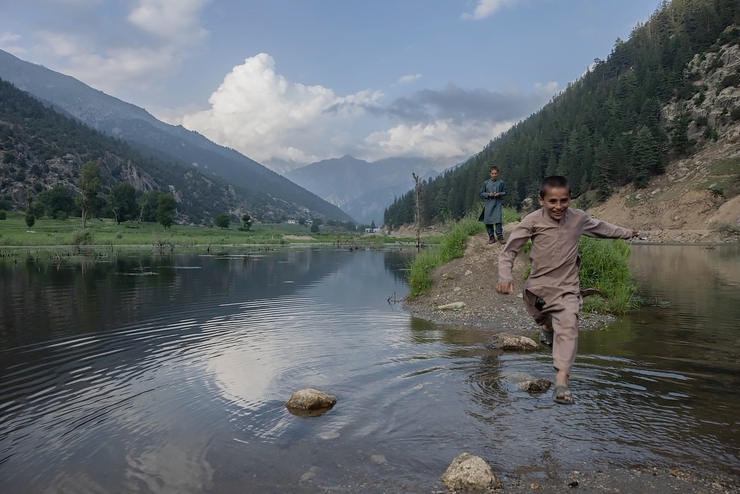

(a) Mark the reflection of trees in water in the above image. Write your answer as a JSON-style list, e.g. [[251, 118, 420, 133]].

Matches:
[[382, 249, 414, 284], [632, 244, 740, 306], [0, 250, 346, 349]]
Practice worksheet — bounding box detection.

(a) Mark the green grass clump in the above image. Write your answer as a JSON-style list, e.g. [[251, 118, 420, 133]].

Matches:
[[578, 237, 637, 315], [502, 206, 521, 224], [521, 237, 635, 315], [407, 216, 484, 298]]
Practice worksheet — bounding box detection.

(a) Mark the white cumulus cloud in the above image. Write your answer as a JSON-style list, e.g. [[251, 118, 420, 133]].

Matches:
[[160, 55, 559, 170], [128, 0, 210, 46], [171, 53, 384, 167], [462, 0, 522, 20], [362, 120, 515, 162], [397, 73, 422, 84]]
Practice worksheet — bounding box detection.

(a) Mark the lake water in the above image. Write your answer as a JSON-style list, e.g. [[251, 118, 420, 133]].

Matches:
[[0, 244, 738, 493]]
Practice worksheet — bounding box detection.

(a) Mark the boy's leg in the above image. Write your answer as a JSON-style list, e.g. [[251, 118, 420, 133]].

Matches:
[[550, 293, 581, 402], [523, 290, 553, 346]]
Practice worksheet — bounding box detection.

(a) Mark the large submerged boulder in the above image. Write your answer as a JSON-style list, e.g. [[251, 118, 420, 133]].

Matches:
[[441, 452, 503, 491]]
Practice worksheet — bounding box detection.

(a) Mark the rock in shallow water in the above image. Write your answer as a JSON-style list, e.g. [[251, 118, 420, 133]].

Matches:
[[487, 333, 538, 351], [517, 378, 552, 393], [441, 452, 503, 491], [285, 388, 337, 412]]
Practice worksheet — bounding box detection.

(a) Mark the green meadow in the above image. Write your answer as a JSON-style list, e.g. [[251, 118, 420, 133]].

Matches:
[[0, 212, 414, 250]]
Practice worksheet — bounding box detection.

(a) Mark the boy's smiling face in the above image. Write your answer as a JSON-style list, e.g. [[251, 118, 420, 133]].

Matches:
[[539, 186, 571, 221]]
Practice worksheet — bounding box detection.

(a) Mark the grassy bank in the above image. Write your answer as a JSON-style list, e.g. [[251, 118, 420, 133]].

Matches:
[[0, 212, 410, 248], [578, 237, 637, 315], [407, 211, 637, 316], [407, 216, 485, 297]]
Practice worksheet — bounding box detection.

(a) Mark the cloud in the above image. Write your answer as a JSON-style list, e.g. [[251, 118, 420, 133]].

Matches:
[[383, 83, 557, 125], [397, 73, 422, 84], [6, 0, 211, 95], [170, 53, 384, 166], [462, 0, 522, 20], [128, 0, 210, 46], [0, 32, 25, 53], [162, 54, 558, 169], [362, 120, 516, 162]]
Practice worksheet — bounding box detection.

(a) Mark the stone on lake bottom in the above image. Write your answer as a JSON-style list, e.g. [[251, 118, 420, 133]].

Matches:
[[441, 452, 503, 491], [517, 378, 552, 393], [285, 388, 337, 413], [370, 454, 387, 465], [487, 333, 538, 352]]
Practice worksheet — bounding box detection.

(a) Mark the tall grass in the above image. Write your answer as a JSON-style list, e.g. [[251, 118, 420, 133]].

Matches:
[[502, 206, 521, 224], [407, 216, 484, 298], [578, 237, 637, 315]]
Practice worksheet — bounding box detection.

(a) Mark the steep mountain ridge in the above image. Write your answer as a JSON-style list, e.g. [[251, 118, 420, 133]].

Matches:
[[383, 1, 740, 232], [0, 49, 352, 222]]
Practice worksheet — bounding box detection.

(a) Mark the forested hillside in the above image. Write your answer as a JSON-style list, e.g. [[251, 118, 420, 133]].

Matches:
[[384, 0, 740, 228], [0, 78, 284, 224], [0, 48, 353, 223]]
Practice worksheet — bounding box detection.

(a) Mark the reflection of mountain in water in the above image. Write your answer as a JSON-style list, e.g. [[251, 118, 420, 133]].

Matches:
[[0, 250, 357, 349]]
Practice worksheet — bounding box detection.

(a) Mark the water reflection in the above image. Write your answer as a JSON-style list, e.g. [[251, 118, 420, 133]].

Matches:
[[0, 245, 738, 493]]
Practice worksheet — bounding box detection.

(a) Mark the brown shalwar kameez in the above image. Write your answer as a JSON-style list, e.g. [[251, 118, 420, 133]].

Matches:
[[498, 208, 633, 374]]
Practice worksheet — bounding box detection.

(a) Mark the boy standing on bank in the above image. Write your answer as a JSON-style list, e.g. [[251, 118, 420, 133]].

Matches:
[[496, 176, 638, 405], [480, 166, 507, 244]]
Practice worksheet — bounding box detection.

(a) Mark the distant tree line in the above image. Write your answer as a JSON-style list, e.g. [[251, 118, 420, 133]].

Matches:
[[19, 159, 178, 229], [385, 0, 740, 228]]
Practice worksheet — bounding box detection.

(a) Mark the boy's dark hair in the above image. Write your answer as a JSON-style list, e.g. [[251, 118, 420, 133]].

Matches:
[[489, 165, 499, 172], [539, 176, 571, 198]]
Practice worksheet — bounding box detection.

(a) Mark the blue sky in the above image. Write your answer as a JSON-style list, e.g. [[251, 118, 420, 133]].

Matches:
[[0, 0, 660, 172]]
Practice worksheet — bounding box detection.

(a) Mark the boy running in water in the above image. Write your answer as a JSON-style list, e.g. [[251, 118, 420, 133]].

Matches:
[[496, 176, 638, 404]]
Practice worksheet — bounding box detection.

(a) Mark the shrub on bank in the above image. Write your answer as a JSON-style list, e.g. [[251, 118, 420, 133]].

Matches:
[[578, 237, 637, 314], [407, 216, 484, 298]]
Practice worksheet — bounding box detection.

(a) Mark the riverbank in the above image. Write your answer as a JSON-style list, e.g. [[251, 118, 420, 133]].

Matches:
[[402, 228, 620, 337]]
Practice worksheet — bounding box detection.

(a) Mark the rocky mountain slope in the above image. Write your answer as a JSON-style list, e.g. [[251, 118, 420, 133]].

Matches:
[[0, 49, 352, 223], [589, 37, 740, 242]]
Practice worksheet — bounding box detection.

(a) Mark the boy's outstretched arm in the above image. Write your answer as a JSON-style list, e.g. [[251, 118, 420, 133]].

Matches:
[[583, 215, 639, 239], [496, 217, 533, 295]]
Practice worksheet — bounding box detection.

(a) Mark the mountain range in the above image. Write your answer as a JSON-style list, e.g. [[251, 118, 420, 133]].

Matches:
[[287, 155, 450, 225], [0, 48, 353, 223]]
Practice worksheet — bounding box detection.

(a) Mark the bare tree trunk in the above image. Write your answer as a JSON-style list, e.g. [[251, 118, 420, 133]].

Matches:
[[81, 209, 87, 229], [412, 172, 422, 253]]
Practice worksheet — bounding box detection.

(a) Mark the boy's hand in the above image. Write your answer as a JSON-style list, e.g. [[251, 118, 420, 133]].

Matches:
[[631, 229, 639, 237], [496, 281, 514, 294]]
